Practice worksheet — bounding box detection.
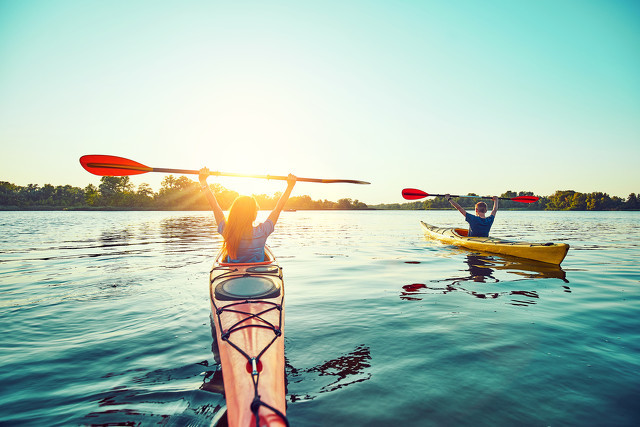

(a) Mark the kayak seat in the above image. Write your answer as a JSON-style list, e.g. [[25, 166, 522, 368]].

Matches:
[[455, 228, 469, 237]]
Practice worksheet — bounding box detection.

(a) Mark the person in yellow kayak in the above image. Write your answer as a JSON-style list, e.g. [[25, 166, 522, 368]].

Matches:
[[445, 194, 499, 237], [199, 167, 297, 263]]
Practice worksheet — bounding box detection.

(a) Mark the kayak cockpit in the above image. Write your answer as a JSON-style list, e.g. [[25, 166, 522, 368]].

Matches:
[[453, 228, 469, 237]]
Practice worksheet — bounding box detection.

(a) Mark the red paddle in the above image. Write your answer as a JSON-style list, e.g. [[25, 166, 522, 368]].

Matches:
[[402, 188, 539, 203], [79, 155, 371, 185]]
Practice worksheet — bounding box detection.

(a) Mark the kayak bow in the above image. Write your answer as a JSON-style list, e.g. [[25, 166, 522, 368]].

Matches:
[[209, 246, 288, 426], [420, 221, 569, 265]]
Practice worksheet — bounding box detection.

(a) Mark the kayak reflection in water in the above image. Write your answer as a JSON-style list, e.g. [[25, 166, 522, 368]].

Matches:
[[445, 194, 499, 237], [199, 167, 296, 262], [466, 254, 496, 282]]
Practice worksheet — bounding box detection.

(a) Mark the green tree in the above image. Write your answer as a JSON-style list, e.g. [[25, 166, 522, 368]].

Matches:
[[0, 181, 20, 206], [352, 199, 368, 209], [22, 184, 40, 206], [84, 184, 99, 206], [318, 199, 337, 209], [586, 192, 611, 210], [568, 192, 587, 210], [53, 185, 84, 207], [287, 194, 313, 210], [611, 196, 625, 210], [39, 184, 56, 206], [337, 198, 353, 209], [626, 193, 639, 210], [99, 176, 134, 206], [425, 196, 450, 209], [157, 175, 197, 209], [135, 183, 155, 207], [546, 190, 576, 210]]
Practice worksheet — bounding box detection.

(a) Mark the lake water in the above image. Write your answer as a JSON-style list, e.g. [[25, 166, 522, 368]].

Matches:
[[1, 210, 639, 426]]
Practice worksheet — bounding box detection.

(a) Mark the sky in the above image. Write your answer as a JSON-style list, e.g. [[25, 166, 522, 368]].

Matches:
[[1, 0, 639, 204]]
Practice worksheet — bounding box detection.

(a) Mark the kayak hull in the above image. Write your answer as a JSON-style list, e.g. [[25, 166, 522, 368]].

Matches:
[[420, 221, 569, 265], [209, 247, 287, 426]]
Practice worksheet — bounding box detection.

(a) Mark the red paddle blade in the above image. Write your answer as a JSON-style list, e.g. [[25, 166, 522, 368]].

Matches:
[[402, 188, 429, 200], [511, 195, 539, 203], [79, 155, 152, 176]]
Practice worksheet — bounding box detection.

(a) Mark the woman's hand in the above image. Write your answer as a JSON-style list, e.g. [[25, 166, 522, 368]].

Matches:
[[199, 167, 210, 185], [286, 173, 297, 188]]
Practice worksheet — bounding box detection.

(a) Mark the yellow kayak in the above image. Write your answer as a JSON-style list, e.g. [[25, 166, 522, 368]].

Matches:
[[420, 221, 569, 265]]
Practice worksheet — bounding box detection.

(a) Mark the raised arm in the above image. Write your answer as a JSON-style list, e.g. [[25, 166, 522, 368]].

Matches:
[[446, 194, 467, 217], [199, 167, 226, 226], [267, 174, 297, 226], [490, 196, 499, 217]]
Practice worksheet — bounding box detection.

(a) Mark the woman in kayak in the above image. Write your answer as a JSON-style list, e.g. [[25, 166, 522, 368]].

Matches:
[[445, 194, 499, 237], [199, 167, 297, 263]]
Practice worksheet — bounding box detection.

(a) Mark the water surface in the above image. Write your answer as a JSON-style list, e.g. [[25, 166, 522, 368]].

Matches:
[[1, 210, 639, 426]]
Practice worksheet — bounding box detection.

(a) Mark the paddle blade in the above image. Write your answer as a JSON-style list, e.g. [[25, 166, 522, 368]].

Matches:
[[402, 188, 429, 200], [80, 155, 152, 176], [511, 195, 540, 204]]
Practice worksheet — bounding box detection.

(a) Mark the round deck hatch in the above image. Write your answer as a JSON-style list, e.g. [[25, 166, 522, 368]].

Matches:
[[215, 276, 281, 300]]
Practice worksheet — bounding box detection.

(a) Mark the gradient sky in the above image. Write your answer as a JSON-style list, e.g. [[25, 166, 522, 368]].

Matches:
[[1, 0, 639, 204]]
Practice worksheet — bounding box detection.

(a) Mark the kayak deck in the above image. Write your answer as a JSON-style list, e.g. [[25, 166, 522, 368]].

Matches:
[[209, 247, 288, 427], [420, 221, 569, 265]]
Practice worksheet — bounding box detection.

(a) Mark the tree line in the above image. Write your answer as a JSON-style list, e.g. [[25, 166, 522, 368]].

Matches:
[[0, 177, 638, 211], [0, 176, 368, 210]]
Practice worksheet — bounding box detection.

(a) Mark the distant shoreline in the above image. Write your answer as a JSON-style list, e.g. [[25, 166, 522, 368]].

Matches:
[[2, 179, 638, 211]]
